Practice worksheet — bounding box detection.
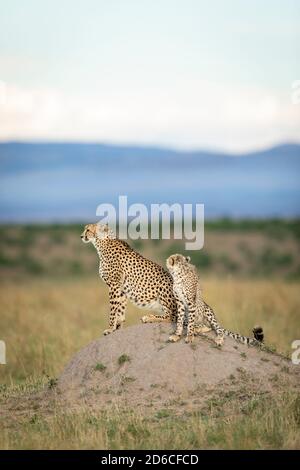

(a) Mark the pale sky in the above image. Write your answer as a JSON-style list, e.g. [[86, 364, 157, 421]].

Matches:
[[0, 0, 299, 152]]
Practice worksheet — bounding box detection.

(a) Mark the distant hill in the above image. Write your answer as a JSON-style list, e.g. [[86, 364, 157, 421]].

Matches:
[[0, 142, 299, 221]]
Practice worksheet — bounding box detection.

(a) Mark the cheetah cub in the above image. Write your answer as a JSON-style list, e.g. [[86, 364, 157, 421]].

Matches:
[[166, 254, 264, 346]]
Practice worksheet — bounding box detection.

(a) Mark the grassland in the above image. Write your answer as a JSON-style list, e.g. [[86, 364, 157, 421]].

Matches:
[[0, 219, 300, 279], [0, 220, 299, 449], [1, 391, 299, 449]]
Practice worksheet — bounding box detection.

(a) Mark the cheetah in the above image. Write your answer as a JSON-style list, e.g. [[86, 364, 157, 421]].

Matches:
[[81, 223, 177, 335], [166, 254, 264, 346]]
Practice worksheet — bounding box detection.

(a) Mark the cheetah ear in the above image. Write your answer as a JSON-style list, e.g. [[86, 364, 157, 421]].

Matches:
[[185, 256, 191, 263], [169, 257, 175, 266], [103, 224, 109, 232]]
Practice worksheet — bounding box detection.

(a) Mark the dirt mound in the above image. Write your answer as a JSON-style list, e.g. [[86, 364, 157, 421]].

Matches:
[[57, 323, 299, 411]]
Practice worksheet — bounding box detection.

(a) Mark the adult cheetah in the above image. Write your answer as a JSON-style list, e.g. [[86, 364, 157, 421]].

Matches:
[[166, 253, 264, 346], [81, 223, 177, 335]]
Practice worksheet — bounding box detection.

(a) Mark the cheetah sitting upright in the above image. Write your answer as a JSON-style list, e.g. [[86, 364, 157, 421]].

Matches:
[[81, 223, 177, 335], [166, 253, 264, 346]]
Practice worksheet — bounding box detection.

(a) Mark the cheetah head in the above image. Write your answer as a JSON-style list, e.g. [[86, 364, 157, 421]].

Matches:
[[81, 223, 97, 243], [166, 253, 191, 272], [81, 223, 115, 243]]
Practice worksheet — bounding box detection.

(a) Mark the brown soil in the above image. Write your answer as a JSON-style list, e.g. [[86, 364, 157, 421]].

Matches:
[[56, 323, 300, 411]]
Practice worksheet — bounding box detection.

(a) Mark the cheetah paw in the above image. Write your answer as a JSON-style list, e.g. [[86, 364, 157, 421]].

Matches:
[[168, 334, 181, 343], [185, 334, 194, 344], [214, 336, 224, 347], [141, 315, 155, 323], [195, 326, 212, 334], [103, 328, 115, 335]]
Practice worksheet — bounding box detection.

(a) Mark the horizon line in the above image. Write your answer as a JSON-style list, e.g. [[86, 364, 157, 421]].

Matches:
[[0, 139, 300, 157]]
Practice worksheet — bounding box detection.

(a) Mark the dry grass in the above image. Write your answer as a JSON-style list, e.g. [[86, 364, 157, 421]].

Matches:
[[1, 277, 299, 386], [0, 278, 137, 384], [0, 271, 299, 449], [0, 388, 299, 449]]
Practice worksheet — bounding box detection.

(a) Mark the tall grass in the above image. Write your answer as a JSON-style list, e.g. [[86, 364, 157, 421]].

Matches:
[[1, 391, 299, 449], [0, 252, 299, 448], [0, 277, 299, 385]]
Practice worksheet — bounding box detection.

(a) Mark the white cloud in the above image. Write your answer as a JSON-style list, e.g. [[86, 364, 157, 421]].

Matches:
[[0, 80, 299, 152]]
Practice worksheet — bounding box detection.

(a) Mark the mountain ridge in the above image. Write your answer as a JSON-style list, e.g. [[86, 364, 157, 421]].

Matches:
[[0, 142, 299, 221]]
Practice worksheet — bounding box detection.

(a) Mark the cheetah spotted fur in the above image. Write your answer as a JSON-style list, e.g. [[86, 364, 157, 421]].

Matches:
[[81, 223, 177, 335], [166, 253, 264, 346]]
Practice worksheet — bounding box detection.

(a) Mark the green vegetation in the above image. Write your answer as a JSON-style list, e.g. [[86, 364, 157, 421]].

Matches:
[[155, 409, 172, 419], [0, 220, 299, 279], [0, 381, 299, 449], [118, 354, 131, 366]]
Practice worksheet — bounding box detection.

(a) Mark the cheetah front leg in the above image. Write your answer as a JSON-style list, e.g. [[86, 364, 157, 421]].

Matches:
[[103, 286, 127, 335], [169, 300, 185, 342]]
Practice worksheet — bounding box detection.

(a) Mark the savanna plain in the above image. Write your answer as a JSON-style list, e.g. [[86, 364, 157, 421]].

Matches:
[[0, 220, 300, 449]]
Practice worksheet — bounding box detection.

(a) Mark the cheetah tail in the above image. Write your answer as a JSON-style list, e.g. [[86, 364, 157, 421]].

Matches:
[[222, 325, 264, 346], [252, 325, 264, 342]]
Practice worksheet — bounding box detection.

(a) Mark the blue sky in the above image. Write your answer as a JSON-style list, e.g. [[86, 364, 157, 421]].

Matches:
[[0, 0, 299, 151]]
